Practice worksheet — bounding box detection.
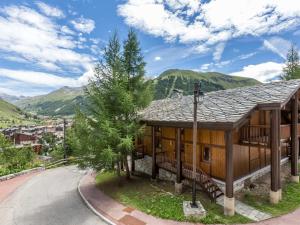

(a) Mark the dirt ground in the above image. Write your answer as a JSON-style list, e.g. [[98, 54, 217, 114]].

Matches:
[[236, 162, 292, 201]]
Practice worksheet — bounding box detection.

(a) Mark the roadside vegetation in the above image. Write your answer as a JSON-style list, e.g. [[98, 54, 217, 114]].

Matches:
[[0, 134, 41, 176], [95, 171, 251, 224]]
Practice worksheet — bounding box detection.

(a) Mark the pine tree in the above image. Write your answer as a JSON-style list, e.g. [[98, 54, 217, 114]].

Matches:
[[71, 30, 153, 179], [282, 44, 300, 80]]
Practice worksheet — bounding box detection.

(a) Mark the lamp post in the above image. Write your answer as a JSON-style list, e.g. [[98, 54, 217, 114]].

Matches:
[[191, 82, 204, 208]]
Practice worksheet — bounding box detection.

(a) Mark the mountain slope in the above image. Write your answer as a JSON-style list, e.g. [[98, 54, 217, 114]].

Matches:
[[154, 69, 260, 99], [15, 86, 86, 116], [0, 93, 26, 103], [15, 70, 260, 116], [0, 98, 37, 128]]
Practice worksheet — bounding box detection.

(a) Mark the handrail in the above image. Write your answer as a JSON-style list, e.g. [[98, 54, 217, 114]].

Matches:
[[45, 157, 80, 169]]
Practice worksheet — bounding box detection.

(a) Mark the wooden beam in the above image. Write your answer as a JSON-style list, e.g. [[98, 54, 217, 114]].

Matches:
[[152, 126, 157, 179], [176, 128, 182, 183], [270, 109, 280, 192], [225, 130, 233, 198], [144, 120, 234, 130], [291, 95, 299, 176]]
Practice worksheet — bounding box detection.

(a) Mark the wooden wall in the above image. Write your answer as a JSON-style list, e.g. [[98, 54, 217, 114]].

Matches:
[[141, 126, 152, 156], [138, 126, 226, 180], [139, 107, 288, 182], [233, 144, 272, 179]]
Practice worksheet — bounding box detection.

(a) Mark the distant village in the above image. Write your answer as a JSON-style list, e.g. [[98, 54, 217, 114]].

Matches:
[[0, 119, 72, 154]]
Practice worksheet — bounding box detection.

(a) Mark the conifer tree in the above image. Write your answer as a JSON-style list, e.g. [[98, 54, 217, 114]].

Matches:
[[71, 30, 153, 179], [282, 44, 300, 80]]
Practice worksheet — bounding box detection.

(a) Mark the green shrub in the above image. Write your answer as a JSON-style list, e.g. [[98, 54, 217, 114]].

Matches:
[[1, 146, 35, 170]]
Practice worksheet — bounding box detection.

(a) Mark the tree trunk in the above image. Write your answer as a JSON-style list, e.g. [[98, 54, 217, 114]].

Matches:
[[120, 158, 124, 171], [116, 161, 121, 177], [124, 155, 130, 179]]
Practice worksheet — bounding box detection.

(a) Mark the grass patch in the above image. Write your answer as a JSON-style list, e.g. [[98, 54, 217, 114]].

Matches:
[[96, 172, 252, 224], [243, 181, 300, 217]]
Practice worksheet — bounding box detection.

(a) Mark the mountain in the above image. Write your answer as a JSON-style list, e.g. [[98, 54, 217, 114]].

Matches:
[[0, 98, 37, 128], [0, 93, 27, 103], [15, 86, 86, 116], [15, 70, 260, 116], [153, 69, 260, 99]]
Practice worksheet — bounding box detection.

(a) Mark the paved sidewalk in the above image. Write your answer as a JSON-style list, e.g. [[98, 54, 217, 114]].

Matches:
[[216, 196, 271, 221], [0, 171, 40, 202], [79, 172, 300, 225], [79, 172, 195, 225]]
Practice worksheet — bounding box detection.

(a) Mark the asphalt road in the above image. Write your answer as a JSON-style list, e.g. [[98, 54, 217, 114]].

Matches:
[[0, 166, 108, 225]]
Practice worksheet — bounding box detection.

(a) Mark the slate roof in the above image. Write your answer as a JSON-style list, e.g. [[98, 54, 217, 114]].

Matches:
[[140, 79, 300, 126]]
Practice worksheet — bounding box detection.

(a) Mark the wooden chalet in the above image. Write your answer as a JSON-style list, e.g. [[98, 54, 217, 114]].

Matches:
[[135, 79, 300, 216]]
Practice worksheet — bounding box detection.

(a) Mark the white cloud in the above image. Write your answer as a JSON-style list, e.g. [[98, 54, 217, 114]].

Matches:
[[0, 87, 20, 96], [238, 52, 257, 60], [118, 0, 300, 54], [230, 61, 284, 82], [200, 63, 211, 71], [0, 68, 81, 87], [61, 25, 75, 35], [263, 37, 291, 59], [213, 42, 226, 61], [0, 67, 96, 93], [0, 4, 98, 95], [71, 16, 95, 33], [154, 56, 161, 61], [0, 5, 94, 73], [36, 2, 64, 18]]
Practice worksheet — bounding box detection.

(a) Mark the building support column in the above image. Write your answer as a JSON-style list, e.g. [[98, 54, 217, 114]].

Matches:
[[270, 109, 281, 204], [224, 130, 235, 216], [175, 128, 183, 194], [152, 126, 157, 180], [291, 95, 299, 183]]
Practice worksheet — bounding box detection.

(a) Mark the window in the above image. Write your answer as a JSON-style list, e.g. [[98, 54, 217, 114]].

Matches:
[[202, 146, 210, 162]]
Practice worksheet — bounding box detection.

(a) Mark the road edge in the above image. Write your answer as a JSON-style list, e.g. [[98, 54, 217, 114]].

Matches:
[[77, 173, 117, 225], [0, 167, 44, 182]]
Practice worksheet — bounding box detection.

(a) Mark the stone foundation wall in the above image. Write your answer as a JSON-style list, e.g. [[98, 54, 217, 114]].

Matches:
[[134, 156, 290, 193], [134, 156, 176, 182], [158, 168, 176, 182], [135, 155, 152, 176], [214, 157, 290, 193]]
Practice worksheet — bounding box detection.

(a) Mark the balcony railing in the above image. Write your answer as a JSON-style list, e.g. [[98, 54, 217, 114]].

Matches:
[[240, 125, 270, 145], [240, 123, 300, 145]]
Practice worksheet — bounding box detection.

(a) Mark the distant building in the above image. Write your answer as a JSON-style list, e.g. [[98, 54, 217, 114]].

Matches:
[[12, 132, 37, 145]]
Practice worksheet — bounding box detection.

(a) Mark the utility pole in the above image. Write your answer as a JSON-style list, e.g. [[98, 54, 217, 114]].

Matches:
[[191, 82, 204, 208], [63, 118, 66, 159]]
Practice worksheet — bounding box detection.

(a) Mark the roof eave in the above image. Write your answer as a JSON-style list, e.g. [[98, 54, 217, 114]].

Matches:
[[142, 120, 234, 130]]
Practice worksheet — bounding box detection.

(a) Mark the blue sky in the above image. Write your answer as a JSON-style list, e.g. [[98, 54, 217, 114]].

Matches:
[[0, 0, 300, 96]]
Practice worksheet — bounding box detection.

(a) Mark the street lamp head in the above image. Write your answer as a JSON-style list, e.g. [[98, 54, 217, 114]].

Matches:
[[194, 82, 204, 104]]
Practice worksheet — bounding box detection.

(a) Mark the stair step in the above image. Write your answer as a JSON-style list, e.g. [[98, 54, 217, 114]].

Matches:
[[202, 180, 210, 185], [215, 192, 224, 199], [206, 184, 215, 190]]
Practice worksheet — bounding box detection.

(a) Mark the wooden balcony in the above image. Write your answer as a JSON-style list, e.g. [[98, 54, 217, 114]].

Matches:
[[280, 125, 290, 140], [280, 123, 300, 140], [240, 123, 300, 145], [240, 125, 270, 145]]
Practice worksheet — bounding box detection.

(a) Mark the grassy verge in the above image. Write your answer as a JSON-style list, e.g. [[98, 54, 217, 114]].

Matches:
[[242, 164, 300, 216], [96, 172, 252, 224], [0, 160, 42, 177]]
